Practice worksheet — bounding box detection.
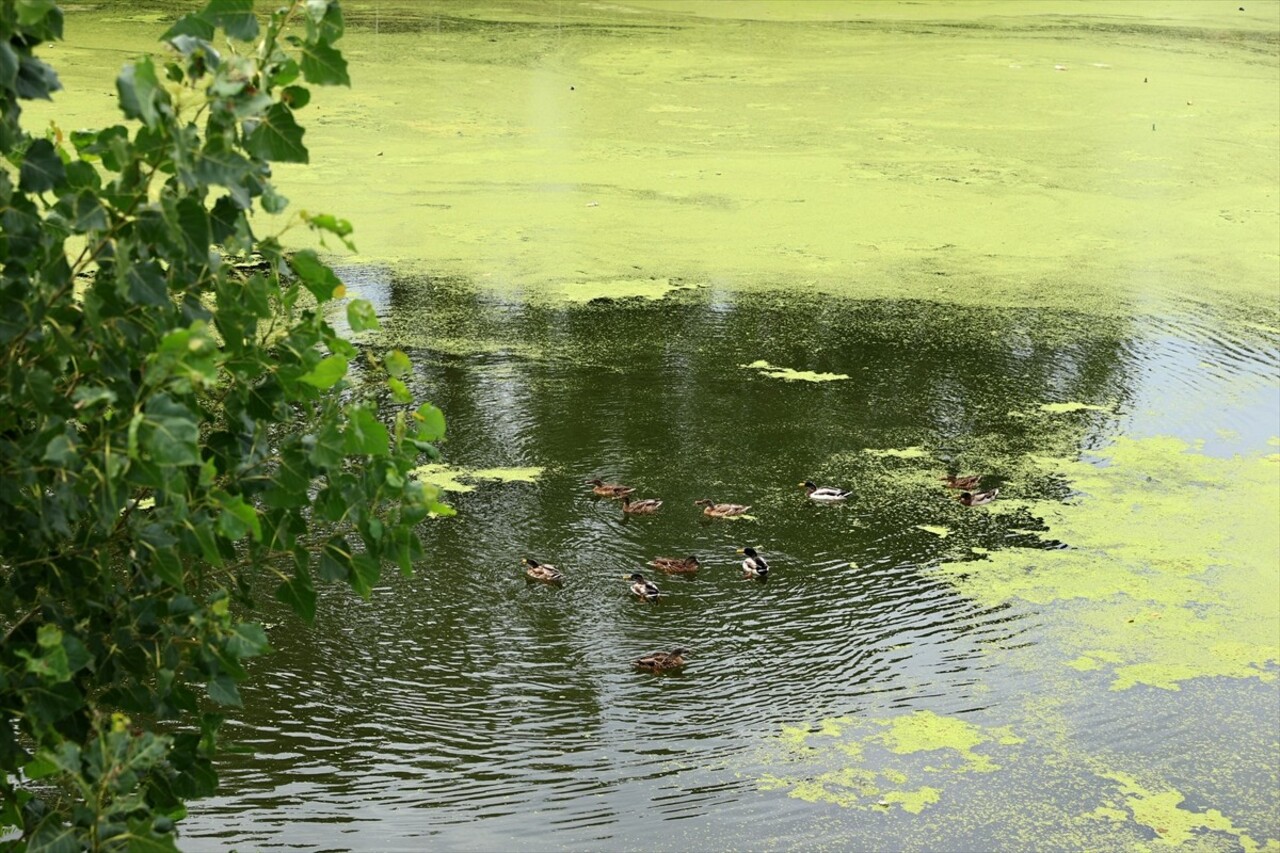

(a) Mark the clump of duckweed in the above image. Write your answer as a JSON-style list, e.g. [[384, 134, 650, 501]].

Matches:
[[411, 463, 546, 493], [939, 436, 1280, 691], [759, 711, 1022, 814], [740, 360, 850, 382]]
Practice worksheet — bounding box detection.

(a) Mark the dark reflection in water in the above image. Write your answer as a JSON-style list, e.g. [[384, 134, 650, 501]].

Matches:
[[181, 270, 1276, 850]]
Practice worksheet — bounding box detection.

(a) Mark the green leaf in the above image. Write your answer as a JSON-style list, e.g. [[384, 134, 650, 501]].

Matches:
[[42, 433, 76, 465], [276, 572, 316, 621], [215, 492, 262, 542], [0, 42, 18, 91], [299, 354, 348, 389], [384, 349, 412, 378], [288, 250, 343, 301], [347, 299, 379, 333], [142, 396, 200, 467], [117, 57, 169, 129], [71, 190, 108, 232], [387, 377, 412, 404], [203, 0, 259, 41], [14, 54, 62, 101], [414, 403, 446, 442], [19, 139, 65, 193], [206, 675, 241, 707], [282, 85, 310, 109], [245, 103, 307, 163], [349, 553, 378, 599], [225, 623, 270, 659], [299, 38, 350, 87], [16, 0, 57, 26], [162, 14, 216, 42], [344, 406, 390, 456]]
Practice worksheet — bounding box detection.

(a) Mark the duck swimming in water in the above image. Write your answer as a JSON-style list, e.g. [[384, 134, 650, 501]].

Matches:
[[648, 555, 700, 574], [621, 495, 663, 515], [625, 572, 660, 601], [736, 546, 769, 579], [521, 557, 563, 583], [958, 488, 1000, 507], [586, 479, 634, 498], [800, 481, 851, 502], [695, 499, 751, 517], [632, 648, 688, 672], [941, 474, 983, 491]]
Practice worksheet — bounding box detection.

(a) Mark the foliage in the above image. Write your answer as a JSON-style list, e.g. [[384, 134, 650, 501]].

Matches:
[[0, 1, 449, 847]]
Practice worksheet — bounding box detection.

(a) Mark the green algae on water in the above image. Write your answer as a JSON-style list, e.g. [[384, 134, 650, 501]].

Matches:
[[938, 436, 1280, 691], [760, 711, 1022, 813], [410, 463, 545, 492], [740, 360, 850, 383]]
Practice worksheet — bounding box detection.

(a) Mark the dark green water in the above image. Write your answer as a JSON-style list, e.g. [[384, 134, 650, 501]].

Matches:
[[178, 269, 1278, 851]]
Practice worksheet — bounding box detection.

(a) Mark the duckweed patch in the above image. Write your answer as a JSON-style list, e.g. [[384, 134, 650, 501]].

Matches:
[[760, 711, 1022, 813], [939, 436, 1280, 691], [740, 360, 850, 383], [864, 446, 932, 460], [1098, 771, 1273, 851], [1038, 401, 1114, 414], [410, 463, 545, 492]]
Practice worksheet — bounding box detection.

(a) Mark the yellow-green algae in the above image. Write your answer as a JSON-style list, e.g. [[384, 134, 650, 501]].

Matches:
[[410, 463, 545, 492], [1038, 401, 1114, 414], [863, 446, 932, 460], [762, 711, 1023, 813], [546, 277, 692, 303], [31, 3, 1280, 330], [938, 436, 1280, 691], [740, 360, 850, 383], [917, 524, 950, 538], [1098, 771, 1272, 851]]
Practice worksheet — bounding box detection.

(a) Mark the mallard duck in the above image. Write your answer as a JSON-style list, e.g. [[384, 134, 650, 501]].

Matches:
[[621, 495, 663, 514], [801, 481, 851, 502], [695, 499, 751, 517], [586, 478, 634, 498], [648, 555, 700, 574], [737, 546, 769, 579], [941, 474, 982, 491], [958, 488, 1000, 507], [632, 648, 688, 672], [625, 572, 660, 601], [521, 557, 563, 583]]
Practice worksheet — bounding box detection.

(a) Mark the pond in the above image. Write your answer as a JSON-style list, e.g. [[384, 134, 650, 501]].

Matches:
[[27, 2, 1280, 850]]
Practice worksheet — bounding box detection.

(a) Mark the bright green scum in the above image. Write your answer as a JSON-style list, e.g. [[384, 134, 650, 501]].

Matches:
[[761, 711, 1021, 814], [941, 435, 1280, 691]]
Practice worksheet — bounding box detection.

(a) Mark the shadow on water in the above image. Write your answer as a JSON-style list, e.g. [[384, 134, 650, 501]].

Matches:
[[178, 267, 1280, 850]]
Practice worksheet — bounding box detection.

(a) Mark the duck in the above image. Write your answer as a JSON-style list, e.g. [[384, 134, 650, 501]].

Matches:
[[737, 546, 769, 579], [958, 488, 1000, 507], [625, 572, 660, 601], [521, 557, 563, 583], [800, 481, 851, 502], [648, 555, 700, 574], [632, 648, 688, 672], [941, 474, 982, 491], [694, 499, 751, 518], [621, 495, 663, 514], [586, 478, 635, 498]]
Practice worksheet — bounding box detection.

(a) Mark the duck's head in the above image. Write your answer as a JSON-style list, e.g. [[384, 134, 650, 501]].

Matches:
[[586, 478, 604, 486], [737, 546, 759, 558], [626, 572, 647, 582], [694, 499, 712, 506], [522, 557, 539, 567], [800, 481, 817, 491], [670, 648, 689, 657], [687, 556, 700, 565]]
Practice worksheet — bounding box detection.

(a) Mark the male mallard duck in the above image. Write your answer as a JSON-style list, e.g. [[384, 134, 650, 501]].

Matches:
[[958, 488, 1000, 507], [695, 499, 751, 517], [801, 481, 851, 502], [625, 572, 660, 601], [632, 648, 688, 672], [941, 474, 982, 491], [648, 555, 700, 574], [736, 546, 769, 579], [521, 557, 563, 583], [621, 495, 663, 515], [586, 478, 635, 498]]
